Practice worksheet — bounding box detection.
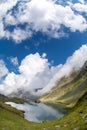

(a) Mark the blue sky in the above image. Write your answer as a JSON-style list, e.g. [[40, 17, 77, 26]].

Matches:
[[0, 29, 87, 68], [0, 0, 87, 97], [0, 30, 87, 64]]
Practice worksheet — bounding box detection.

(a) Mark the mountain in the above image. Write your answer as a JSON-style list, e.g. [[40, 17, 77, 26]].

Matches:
[[0, 61, 87, 130], [41, 61, 87, 107], [0, 88, 87, 130]]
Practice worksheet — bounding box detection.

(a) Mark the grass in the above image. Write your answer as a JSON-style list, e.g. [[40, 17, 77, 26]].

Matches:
[[0, 102, 24, 117], [0, 62, 87, 130], [41, 68, 87, 107], [0, 94, 26, 104], [0, 91, 87, 130]]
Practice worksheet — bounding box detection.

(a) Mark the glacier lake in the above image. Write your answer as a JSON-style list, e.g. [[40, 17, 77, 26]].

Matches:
[[5, 102, 69, 122]]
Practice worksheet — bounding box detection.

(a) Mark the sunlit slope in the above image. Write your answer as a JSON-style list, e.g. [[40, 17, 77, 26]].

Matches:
[[43, 90, 87, 130], [41, 61, 87, 107]]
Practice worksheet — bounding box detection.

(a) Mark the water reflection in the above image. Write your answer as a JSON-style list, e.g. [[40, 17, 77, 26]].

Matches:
[[6, 102, 64, 122]]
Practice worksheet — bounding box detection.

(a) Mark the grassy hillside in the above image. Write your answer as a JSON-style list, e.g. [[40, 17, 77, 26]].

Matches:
[[0, 61, 87, 130], [0, 90, 87, 130], [41, 61, 87, 107]]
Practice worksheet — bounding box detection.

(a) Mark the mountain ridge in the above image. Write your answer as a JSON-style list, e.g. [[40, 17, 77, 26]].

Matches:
[[41, 61, 87, 107], [0, 61, 87, 129]]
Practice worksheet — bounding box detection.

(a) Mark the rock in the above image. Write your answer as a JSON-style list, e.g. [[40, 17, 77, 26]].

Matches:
[[55, 125, 61, 128], [34, 99, 40, 103], [55, 125, 61, 130], [79, 110, 83, 113], [84, 120, 87, 124], [73, 127, 79, 130], [43, 128, 46, 130], [82, 114, 87, 119], [64, 124, 68, 127]]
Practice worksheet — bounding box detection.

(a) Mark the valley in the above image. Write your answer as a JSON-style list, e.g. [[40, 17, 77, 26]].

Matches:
[[0, 61, 87, 130]]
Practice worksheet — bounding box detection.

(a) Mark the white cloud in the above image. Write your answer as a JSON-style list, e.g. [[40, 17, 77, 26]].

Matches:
[[73, 3, 87, 13], [78, 0, 85, 4], [10, 57, 19, 66], [0, 53, 56, 97], [10, 28, 32, 43], [0, 23, 5, 38], [0, 0, 87, 43], [0, 0, 18, 17], [0, 44, 87, 98], [0, 0, 19, 39], [0, 60, 8, 79], [42, 44, 87, 93], [19, 53, 49, 79], [4, 12, 17, 26], [42, 53, 47, 58]]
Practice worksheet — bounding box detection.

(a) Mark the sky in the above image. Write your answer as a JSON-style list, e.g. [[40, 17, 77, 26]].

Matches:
[[0, 0, 87, 98]]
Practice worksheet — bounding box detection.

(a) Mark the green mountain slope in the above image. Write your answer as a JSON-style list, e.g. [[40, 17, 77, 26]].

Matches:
[[0, 61, 87, 130], [41, 61, 87, 107], [0, 90, 87, 130]]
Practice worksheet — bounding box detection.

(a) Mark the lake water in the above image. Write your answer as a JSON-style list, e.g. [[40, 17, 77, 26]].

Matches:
[[6, 102, 68, 122]]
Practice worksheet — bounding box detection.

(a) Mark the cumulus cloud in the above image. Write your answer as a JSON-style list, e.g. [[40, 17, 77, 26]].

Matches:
[[0, 44, 87, 98], [0, 53, 55, 97], [10, 28, 32, 43], [0, 0, 87, 43], [73, 2, 87, 13], [42, 44, 87, 93], [0, 0, 18, 38]]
